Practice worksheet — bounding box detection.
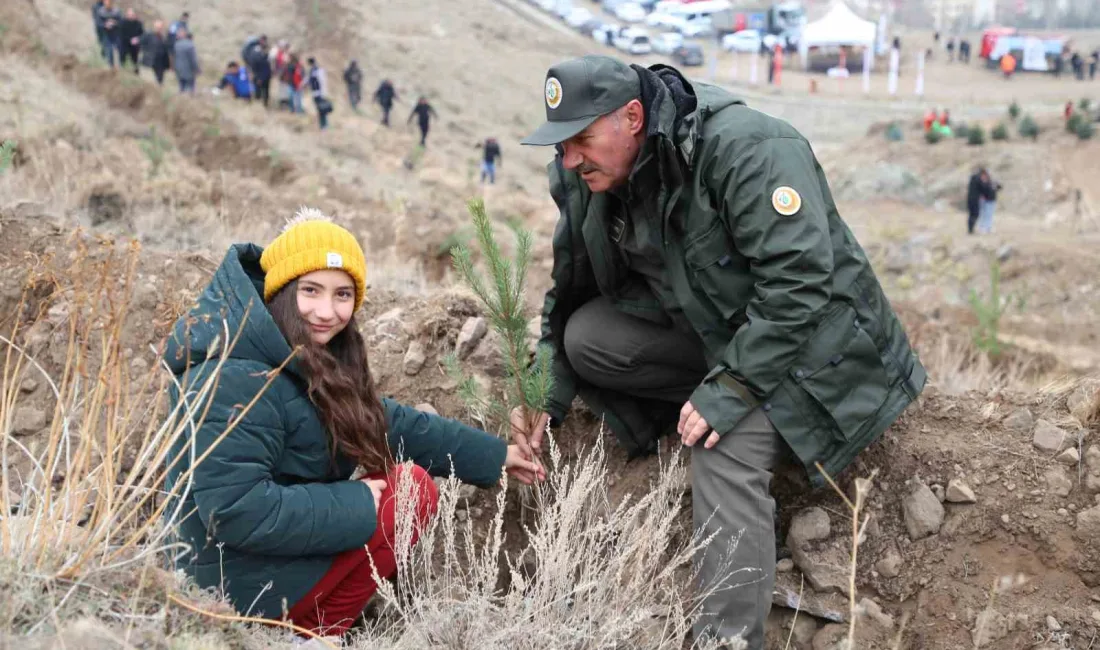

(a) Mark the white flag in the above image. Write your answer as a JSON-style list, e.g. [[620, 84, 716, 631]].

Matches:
[[887, 47, 899, 95]]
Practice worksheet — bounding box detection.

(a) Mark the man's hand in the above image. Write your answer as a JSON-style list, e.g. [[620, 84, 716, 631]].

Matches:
[[509, 406, 551, 456], [678, 401, 721, 449]]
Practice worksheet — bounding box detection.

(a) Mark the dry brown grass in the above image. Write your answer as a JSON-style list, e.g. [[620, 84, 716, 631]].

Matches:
[[918, 332, 1047, 395], [0, 237, 733, 649]]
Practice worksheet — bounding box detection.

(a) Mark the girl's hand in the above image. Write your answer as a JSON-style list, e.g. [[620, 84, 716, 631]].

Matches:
[[362, 478, 387, 511], [504, 444, 545, 486]]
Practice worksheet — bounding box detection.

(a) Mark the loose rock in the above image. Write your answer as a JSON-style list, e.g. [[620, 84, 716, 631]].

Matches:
[[1056, 447, 1081, 466], [1085, 446, 1100, 494], [792, 546, 851, 596], [946, 479, 977, 504], [903, 483, 945, 540], [776, 558, 794, 573], [788, 507, 831, 546], [1076, 506, 1100, 537], [1046, 615, 1061, 631], [1043, 466, 1073, 497], [455, 509, 468, 523], [875, 546, 903, 578], [19, 378, 38, 393], [931, 484, 946, 502], [403, 341, 427, 375], [12, 407, 47, 436], [1003, 407, 1034, 434], [1032, 419, 1070, 453], [859, 598, 894, 630], [456, 317, 488, 359]]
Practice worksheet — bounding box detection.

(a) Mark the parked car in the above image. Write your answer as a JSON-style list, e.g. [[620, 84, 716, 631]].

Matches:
[[613, 2, 647, 23], [565, 7, 594, 27], [579, 18, 604, 35], [680, 16, 714, 38], [721, 29, 762, 52], [613, 27, 652, 54], [672, 43, 705, 66], [645, 11, 681, 29], [650, 31, 684, 54]]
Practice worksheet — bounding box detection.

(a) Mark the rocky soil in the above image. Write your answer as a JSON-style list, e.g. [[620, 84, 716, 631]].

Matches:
[[3, 214, 1100, 649]]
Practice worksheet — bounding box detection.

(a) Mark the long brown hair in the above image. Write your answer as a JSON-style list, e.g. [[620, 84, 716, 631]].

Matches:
[[267, 280, 392, 474]]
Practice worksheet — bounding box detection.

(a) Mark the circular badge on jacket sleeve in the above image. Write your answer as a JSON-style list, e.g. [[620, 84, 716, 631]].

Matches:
[[771, 186, 802, 216]]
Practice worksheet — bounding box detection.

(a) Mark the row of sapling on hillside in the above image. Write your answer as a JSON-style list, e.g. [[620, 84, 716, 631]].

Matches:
[[908, 98, 1095, 145]]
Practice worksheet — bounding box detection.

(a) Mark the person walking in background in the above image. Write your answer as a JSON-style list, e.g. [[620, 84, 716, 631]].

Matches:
[[92, 1, 106, 54], [966, 168, 986, 235], [408, 96, 437, 147], [308, 57, 334, 130], [374, 78, 397, 126], [167, 11, 189, 49], [1000, 52, 1017, 78], [218, 61, 253, 101], [480, 137, 502, 184], [282, 53, 305, 113], [161, 209, 543, 639], [94, 0, 122, 68], [118, 8, 143, 75], [977, 172, 1002, 235], [1090, 49, 1098, 80], [243, 36, 272, 108], [140, 20, 171, 85], [343, 60, 363, 112], [172, 27, 200, 94]]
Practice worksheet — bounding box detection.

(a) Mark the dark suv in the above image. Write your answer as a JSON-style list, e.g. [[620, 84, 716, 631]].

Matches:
[[673, 43, 704, 67]]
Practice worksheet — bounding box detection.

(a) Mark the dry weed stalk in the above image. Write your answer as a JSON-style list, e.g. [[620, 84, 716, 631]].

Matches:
[[355, 431, 727, 649], [0, 232, 275, 639], [815, 464, 878, 650]]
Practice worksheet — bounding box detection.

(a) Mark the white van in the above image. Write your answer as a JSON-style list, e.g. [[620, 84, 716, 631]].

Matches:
[[614, 27, 652, 55], [657, 0, 731, 22]]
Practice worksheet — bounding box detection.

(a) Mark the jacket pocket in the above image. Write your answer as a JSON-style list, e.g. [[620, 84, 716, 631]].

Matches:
[[791, 303, 890, 441], [684, 221, 751, 324]]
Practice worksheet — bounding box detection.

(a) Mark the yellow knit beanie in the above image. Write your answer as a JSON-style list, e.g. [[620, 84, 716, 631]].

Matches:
[[260, 207, 367, 310]]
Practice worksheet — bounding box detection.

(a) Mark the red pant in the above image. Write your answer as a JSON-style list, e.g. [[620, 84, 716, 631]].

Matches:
[[285, 464, 439, 636]]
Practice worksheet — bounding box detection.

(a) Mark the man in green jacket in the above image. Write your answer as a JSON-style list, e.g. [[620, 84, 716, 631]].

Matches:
[[515, 55, 925, 647]]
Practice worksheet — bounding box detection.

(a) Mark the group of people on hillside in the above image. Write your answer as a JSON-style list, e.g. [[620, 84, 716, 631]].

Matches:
[[967, 167, 1002, 235], [923, 107, 952, 136], [92, 2, 194, 90], [87, 4, 442, 144]]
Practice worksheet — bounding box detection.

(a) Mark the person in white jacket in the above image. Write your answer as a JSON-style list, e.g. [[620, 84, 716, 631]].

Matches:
[[307, 57, 333, 130]]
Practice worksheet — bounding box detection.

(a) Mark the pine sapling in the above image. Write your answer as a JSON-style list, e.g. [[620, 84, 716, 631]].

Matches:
[[447, 198, 554, 439], [0, 139, 15, 174], [139, 127, 171, 178], [968, 258, 1013, 358]]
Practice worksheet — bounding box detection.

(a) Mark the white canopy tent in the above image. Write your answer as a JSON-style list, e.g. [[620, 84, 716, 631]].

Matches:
[[798, 2, 877, 68]]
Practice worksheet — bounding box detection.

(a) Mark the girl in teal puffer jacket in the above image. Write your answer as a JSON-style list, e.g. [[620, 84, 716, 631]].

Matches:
[[163, 208, 543, 637]]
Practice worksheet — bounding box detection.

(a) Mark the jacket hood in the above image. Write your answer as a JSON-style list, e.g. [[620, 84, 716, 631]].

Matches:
[[163, 244, 298, 378], [632, 63, 745, 165]]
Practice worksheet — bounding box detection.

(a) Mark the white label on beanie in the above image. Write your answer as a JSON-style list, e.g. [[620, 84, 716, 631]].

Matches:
[[326, 252, 344, 269]]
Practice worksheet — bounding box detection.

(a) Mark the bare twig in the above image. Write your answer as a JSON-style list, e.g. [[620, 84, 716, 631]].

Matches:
[[166, 594, 337, 649]]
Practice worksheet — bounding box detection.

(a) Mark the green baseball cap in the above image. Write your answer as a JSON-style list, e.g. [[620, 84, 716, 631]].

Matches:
[[521, 55, 641, 147]]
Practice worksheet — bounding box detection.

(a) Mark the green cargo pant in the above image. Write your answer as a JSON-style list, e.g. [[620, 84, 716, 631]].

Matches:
[[564, 297, 783, 648]]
